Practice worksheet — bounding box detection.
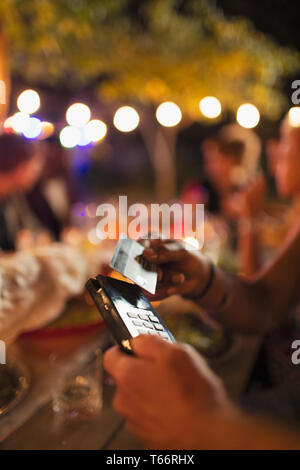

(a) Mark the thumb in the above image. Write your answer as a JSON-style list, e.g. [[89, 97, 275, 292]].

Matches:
[[131, 334, 171, 360]]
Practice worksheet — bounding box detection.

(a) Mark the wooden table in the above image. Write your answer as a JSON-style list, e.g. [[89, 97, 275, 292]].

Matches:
[[0, 336, 259, 450], [0, 296, 261, 450]]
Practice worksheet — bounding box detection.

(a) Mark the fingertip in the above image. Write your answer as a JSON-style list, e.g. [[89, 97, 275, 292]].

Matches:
[[131, 334, 166, 358], [103, 344, 119, 358], [143, 248, 158, 260], [103, 345, 119, 369], [131, 334, 149, 348], [172, 273, 185, 284], [131, 334, 150, 355]]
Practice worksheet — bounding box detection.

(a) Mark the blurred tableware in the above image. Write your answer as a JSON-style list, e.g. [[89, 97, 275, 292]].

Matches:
[[0, 359, 30, 417], [51, 348, 102, 420]]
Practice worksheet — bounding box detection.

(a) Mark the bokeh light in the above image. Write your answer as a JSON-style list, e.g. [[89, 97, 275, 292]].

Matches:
[[85, 202, 98, 218], [87, 228, 101, 245], [11, 112, 30, 134], [199, 96, 222, 118], [78, 129, 92, 147], [38, 122, 55, 140], [59, 126, 81, 148], [236, 103, 260, 129], [183, 236, 200, 250], [84, 119, 107, 142], [113, 106, 140, 132], [23, 117, 42, 139], [155, 101, 182, 127], [17, 89, 40, 114], [3, 116, 14, 133], [288, 107, 300, 128], [66, 103, 91, 128]]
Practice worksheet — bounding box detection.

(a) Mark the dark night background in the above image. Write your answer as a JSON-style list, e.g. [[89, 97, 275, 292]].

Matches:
[[10, 0, 300, 200], [90, 1, 300, 198]]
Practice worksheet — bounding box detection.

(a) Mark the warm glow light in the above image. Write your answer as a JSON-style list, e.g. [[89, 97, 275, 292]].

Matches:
[[59, 126, 81, 148], [288, 107, 300, 128], [199, 96, 222, 119], [3, 116, 14, 133], [85, 202, 98, 218], [38, 122, 55, 140], [183, 237, 200, 250], [84, 119, 107, 142], [17, 89, 40, 114], [113, 106, 140, 132], [23, 117, 42, 139], [156, 101, 182, 127], [236, 103, 260, 129], [11, 112, 30, 134], [66, 103, 91, 128], [87, 228, 101, 245]]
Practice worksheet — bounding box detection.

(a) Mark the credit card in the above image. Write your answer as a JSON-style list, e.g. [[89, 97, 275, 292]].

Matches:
[[110, 235, 158, 294]]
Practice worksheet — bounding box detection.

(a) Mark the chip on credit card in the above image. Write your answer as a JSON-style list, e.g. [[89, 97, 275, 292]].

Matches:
[[109, 235, 158, 294]]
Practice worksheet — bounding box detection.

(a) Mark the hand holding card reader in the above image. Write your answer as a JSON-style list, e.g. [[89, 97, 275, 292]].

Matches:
[[86, 275, 175, 354]]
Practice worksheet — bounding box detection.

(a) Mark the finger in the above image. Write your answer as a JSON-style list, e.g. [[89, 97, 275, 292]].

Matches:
[[148, 238, 173, 247], [156, 269, 185, 285], [125, 419, 160, 446], [144, 285, 171, 301], [131, 334, 174, 360], [113, 390, 136, 420], [143, 240, 182, 257], [125, 420, 156, 446], [103, 345, 130, 377], [157, 266, 163, 282], [167, 271, 185, 285], [144, 271, 185, 300], [143, 248, 187, 264]]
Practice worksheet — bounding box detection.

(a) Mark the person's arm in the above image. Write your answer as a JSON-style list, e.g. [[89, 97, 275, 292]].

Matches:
[[208, 221, 300, 333], [236, 175, 265, 277], [104, 335, 300, 450], [206, 412, 300, 450], [238, 219, 261, 277], [143, 221, 300, 334]]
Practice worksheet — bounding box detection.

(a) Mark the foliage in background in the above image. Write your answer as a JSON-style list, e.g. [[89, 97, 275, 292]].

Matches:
[[0, 0, 299, 119]]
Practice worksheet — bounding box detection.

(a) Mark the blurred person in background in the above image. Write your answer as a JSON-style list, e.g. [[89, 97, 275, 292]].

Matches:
[[0, 134, 62, 251], [242, 118, 300, 402], [201, 130, 247, 216], [0, 134, 91, 341], [273, 117, 300, 227], [182, 125, 265, 277], [240, 116, 300, 273], [266, 136, 280, 180], [37, 137, 78, 227]]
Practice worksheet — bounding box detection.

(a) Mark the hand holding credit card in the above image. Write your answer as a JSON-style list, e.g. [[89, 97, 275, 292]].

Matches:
[[110, 235, 158, 294]]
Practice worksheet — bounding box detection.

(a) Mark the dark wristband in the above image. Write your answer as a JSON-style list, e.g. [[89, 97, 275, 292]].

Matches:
[[195, 262, 215, 300]]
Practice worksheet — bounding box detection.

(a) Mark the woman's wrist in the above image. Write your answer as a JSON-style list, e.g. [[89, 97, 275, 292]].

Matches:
[[189, 263, 230, 312]]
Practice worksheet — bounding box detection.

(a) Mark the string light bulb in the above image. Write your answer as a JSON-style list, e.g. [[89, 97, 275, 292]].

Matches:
[[236, 103, 260, 129], [199, 96, 222, 119], [66, 103, 91, 128], [113, 106, 140, 132], [156, 101, 182, 127], [17, 89, 40, 114]]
